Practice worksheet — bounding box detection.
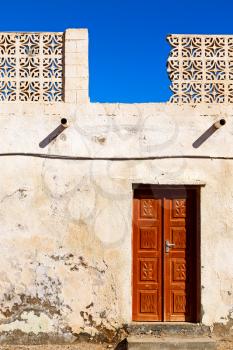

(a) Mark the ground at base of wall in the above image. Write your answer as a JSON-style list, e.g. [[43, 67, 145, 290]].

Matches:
[[0, 341, 229, 350], [0, 340, 231, 350], [216, 340, 233, 350], [0, 344, 114, 350]]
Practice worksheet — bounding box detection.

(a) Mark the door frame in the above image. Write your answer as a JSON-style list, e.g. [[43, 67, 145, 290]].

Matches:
[[132, 184, 201, 322]]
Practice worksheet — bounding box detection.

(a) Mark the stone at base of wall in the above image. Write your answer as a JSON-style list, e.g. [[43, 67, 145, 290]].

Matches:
[[0, 331, 75, 345], [0, 323, 232, 350], [0, 337, 231, 350], [0, 329, 127, 346], [0, 344, 109, 350], [0, 339, 231, 350]]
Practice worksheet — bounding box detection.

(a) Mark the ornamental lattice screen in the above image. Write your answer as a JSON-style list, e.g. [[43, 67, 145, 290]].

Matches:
[[167, 34, 233, 103], [0, 33, 63, 102]]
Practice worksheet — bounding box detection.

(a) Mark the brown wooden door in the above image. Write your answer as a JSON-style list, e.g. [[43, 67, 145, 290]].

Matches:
[[132, 188, 198, 322]]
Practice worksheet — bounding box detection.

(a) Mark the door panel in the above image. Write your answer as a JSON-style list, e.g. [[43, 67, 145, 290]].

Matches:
[[164, 196, 194, 321], [132, 188, 198, 322], [132, 197, 162, 321]]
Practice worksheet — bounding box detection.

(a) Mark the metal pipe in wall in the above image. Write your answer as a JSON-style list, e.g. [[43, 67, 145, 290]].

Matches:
[[214, 119, 226, 129]]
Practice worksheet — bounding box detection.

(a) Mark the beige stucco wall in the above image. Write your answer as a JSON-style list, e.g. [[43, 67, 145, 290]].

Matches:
[[0, 102, 233, 341], [0, 28, 232, 343]]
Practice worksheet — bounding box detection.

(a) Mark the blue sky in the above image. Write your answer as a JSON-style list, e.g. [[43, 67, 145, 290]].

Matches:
[[1, 0, 233, 102]]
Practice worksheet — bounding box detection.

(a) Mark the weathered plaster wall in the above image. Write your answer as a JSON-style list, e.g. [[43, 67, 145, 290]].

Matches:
[[0, 101, 233, 343]]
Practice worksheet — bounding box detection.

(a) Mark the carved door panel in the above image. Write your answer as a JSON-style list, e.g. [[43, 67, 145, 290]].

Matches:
[[132, 188, 197, 322], [164, 193, 195, 321], [132, 197, 162, 321]]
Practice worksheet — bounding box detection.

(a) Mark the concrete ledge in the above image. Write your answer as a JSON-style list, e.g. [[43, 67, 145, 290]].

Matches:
[[126, 323, 211, 337]]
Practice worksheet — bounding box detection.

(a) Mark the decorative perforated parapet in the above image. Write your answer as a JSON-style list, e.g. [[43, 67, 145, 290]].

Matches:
[[0, 33, 63, 102], [167, 34, 233, 103]]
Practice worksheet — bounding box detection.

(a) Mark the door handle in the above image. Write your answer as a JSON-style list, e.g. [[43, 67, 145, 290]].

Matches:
[[165, 240, 175, 253]]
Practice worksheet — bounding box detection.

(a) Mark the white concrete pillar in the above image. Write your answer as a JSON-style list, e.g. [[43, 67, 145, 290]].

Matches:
[[64, 28, 89, 104]]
